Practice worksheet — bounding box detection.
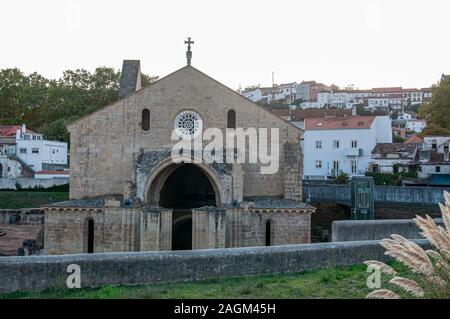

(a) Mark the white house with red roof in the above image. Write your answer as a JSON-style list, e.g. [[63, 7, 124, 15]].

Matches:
[[303, 115, 392, 179], [0, 124, 68, 178]]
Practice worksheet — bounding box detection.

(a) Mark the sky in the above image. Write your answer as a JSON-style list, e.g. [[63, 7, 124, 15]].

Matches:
[[0, 0, 448, 90]]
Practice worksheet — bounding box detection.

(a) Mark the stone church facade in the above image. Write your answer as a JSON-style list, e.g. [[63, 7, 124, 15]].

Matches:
[[43, 58, 315, 255]]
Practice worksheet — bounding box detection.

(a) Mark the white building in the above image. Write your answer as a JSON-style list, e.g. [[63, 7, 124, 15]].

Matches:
[[397, 112, 413, 121], [303, 115, 392, 179], [369, 143, 418, 174], [406, 120, 426, 133], [417, 136, 450, 179], [242, 83, 297, 104], [0, 124, 68, 175], [317, 91, 355, 108]]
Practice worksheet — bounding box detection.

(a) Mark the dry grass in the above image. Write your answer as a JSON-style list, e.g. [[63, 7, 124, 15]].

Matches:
[[365, 191, 450, 299]]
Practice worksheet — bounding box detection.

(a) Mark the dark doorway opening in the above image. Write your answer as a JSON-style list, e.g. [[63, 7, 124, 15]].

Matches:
[[87, 219, 94, 253], [265, 220, 271, 246], [171, 210, 193, 250], [0, 164, 3, 178], [159, 164, 216, 209], [159, 164, 217, 250]]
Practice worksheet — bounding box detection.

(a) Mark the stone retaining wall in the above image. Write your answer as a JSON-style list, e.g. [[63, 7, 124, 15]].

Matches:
[[0, 239, 430, 293], [332, 219, 443, 242]]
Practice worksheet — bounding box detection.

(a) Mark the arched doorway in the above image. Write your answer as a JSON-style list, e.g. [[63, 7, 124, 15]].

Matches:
[[158, 164, 217, 250]]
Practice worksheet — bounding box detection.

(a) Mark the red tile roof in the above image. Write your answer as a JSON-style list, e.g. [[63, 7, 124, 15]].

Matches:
[[305, 116, 375, 130], [405, 135, 423, 144], [0, 125, 40, 137]]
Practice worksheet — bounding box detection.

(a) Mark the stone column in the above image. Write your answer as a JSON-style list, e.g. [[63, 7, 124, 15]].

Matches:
[[192, 209, 226, 249], [159, 209, 172, 251]]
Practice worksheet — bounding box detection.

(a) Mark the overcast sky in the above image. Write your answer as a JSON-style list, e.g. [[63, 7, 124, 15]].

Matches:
[[0, 0, 448, 90]]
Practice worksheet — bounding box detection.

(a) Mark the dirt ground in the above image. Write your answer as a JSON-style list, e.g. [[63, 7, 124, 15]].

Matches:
[[0, 224, 41, 256]]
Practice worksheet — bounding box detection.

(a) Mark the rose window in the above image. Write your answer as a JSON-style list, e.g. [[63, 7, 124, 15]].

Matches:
[[174, 110, 202, 139]]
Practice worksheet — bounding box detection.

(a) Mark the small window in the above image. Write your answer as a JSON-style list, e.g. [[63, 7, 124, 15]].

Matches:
[[315, 160, 322, 169], [227, 109, 236, 129], [351, 160, 357, 174], [32, 148, 39, 154], [20, 148, 27, 154], [351, 140, 358, 148], [436, 166, 441, 173], [86, 219, 95, 253], [333, 140, 340, 149], [315, 140, 322, 149], [141, 109, 150, 131], [265, 220, 271, 246]]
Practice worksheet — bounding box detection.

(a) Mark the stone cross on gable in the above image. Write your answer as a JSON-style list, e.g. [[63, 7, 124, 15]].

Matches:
[[185, 37, 194, 65]]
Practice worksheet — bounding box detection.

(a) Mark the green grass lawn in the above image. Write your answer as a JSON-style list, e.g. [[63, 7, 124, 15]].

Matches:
[[0, 263, 412, 299], [0, 191, 69, 209]]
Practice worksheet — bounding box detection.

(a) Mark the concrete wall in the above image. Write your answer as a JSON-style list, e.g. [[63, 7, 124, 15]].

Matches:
[[0, 178, 69, 190], [332, 219, 443, 242], [303, 182, 450, 206], [0, 239, 430, 293]]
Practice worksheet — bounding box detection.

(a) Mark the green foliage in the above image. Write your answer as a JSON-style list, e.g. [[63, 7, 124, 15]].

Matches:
[[0, 191, 69, 209], [267, 100, 289, 110], [419, 77, 450, 131], [355, 104, 388, 116], [365, 172, 417, 186], [0, 67, 158, 143], [0, 262, 415, 299], [419, 124, 450, 137], [392, 133, 406, 143], [332, 172, 350, 184]]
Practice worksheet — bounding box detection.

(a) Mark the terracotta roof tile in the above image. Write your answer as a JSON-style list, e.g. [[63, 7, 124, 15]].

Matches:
[[305, 116, 375, 130]]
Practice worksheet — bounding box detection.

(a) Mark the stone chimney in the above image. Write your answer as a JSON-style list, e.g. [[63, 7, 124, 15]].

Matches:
[[119, 60, 142, 99], [21, 124, 26, 133]]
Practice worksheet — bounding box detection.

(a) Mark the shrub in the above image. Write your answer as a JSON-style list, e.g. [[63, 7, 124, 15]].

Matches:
[[365, 191, 450, 299], [332, 172, 350, 184], [365, 172, 417, 186]]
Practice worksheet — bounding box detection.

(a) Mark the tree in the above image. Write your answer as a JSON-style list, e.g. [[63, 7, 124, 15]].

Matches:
[[419, 124, 450, 137], [44, 118, 70, 142], [141, 73, 159, 87], [0, 67, 158, 143], [392, 133, 405, 143], [419, 77, 450, 131]]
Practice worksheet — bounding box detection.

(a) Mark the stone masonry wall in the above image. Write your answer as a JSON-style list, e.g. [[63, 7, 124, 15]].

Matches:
[[68, 66, 302, 200], [0, 240, 431, 293]]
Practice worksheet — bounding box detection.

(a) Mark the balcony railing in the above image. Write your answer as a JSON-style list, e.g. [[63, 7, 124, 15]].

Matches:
[[343, 148, 363, 156]]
